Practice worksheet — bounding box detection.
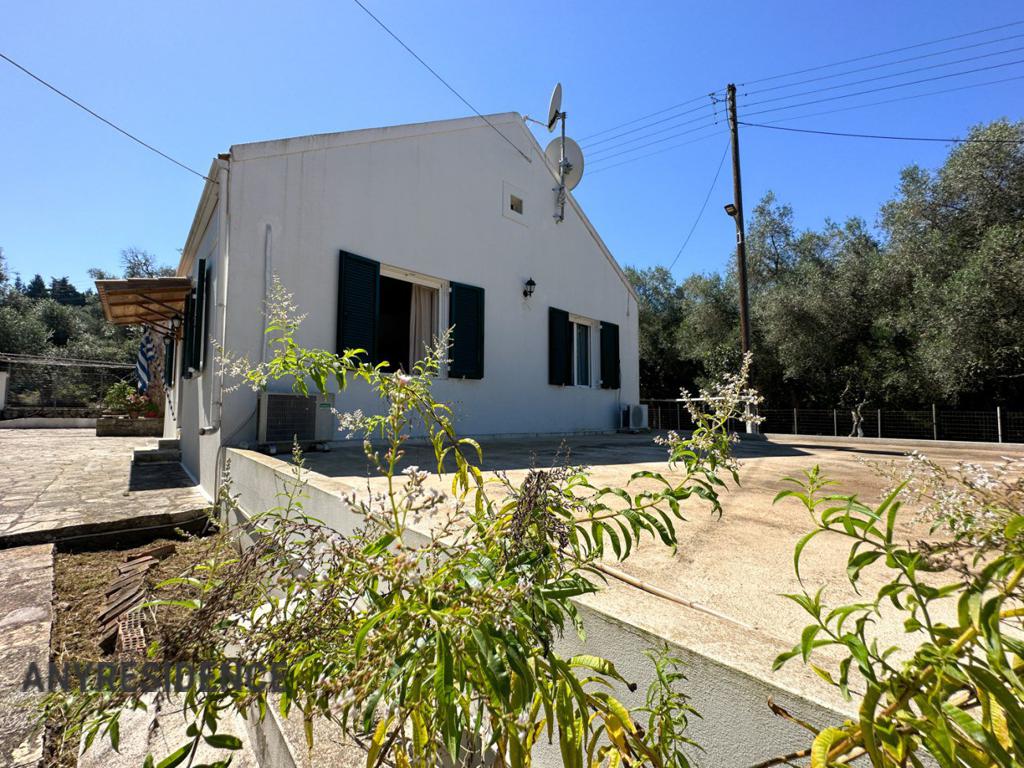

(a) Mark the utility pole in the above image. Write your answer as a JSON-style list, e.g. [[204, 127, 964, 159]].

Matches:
[[725, 83, 751, 357]]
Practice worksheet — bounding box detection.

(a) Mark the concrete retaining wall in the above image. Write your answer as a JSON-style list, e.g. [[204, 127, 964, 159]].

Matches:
[[225, 447, 850, 767]]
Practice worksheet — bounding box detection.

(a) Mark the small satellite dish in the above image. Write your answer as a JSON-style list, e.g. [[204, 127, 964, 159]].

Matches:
[[545, 137, 585, 191], [546, 82, 562, 132]]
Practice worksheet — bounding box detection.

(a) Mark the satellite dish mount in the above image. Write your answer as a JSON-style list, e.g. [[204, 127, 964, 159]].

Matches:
[[542, 82, 583, 223]]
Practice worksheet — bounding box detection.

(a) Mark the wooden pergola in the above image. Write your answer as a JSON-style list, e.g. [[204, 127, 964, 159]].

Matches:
[[95, 277, 192, 337]]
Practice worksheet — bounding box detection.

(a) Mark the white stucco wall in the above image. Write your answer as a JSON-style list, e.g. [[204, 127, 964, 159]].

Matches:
[[178, 114, 640, 496]]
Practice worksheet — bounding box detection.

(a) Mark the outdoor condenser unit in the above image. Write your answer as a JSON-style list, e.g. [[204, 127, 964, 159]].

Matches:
[[257, 391, 336, 446], [620, 403, 649, 431]]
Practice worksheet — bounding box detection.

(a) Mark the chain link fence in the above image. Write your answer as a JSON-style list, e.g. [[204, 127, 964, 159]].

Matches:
[[642, 399, 1023, 444], [0, 354, 135, 417]]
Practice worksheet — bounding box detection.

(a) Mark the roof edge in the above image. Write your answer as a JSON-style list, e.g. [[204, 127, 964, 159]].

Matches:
[[229, 112, 529, 162]]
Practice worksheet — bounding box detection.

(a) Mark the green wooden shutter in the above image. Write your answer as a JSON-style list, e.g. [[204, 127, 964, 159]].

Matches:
[[548, 307, 572, 386], [449, 282, 485, 379], [600, 321, 620, 389], [337, 251, 380, 360], [181, 289, 194, 379], [190, 259, 209, 372], [162, 337, 176, 388]]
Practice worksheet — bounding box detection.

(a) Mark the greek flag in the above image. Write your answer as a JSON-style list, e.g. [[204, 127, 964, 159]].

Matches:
[[136, 330, 156, 393]]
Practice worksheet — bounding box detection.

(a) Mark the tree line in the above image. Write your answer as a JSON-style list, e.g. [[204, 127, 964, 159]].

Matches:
[[626, 119, 1024, 411], [0, 247, 174, 362]]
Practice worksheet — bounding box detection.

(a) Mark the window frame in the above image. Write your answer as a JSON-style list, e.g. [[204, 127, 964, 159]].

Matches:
[[379, 264, 448, 377], [569, 313, 596, 388]]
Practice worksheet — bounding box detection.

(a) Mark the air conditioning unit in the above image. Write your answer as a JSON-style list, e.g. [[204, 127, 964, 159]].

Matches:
[[620, 403, 649, 431], [257, 391, 336, 447]]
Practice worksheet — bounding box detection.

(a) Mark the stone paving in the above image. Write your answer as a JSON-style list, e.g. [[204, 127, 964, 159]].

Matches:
[[0, 544, 53, 768], [0, 429, 208, 545]]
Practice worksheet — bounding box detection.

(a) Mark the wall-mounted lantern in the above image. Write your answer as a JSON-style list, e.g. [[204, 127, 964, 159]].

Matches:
[[523, 277, 536, 299]]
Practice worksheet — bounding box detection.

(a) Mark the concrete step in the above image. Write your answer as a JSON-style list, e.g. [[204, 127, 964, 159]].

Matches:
[[157, 438, 180, 450], [132, 448, 181, 464], [246, 695, 365, 768]]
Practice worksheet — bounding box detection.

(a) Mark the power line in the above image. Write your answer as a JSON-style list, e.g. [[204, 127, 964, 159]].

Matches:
[[742, 19, 1024, 86], [667, 142, 730, 272], [579, 90, 722, 142], [582, 100, 715, 148], [741, 43, 1024, 108], [588, 129, 724, 176], [746, 73, 1024, 126], [0, 51, 214, 183], [588, 119, 721, 163], [743, 57, 1024, 118], [744, 31, 1024, 96], [349, 0, 530, 163], [587, 113, 718, 158], [739, 121, 1024, 144]]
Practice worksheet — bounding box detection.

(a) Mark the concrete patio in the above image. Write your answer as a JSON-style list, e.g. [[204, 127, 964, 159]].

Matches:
[[0, 429, 208, 546]]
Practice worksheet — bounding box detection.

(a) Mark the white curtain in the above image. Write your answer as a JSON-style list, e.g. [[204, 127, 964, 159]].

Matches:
[[409, 284, 438, 368]]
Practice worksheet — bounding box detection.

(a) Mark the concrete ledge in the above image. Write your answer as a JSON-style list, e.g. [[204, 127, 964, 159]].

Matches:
[[0, 417, 96, 429], [763, 432, 1024, 453], [0, 543, 53, 768]]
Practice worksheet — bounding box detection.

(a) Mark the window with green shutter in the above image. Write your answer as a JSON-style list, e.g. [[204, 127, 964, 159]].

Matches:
[[337, 250, 380, 360], [448, 282, 484, 379], [188, 258, 209, 373], [548, 307, 572, 386], [600, 321, 620, 389]]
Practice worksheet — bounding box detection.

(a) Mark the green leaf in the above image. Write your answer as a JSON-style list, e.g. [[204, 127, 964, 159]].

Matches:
[[354, 609, 390, 658], [204, 734, 243, 750], [810, 727, 846, 768], [156, 744, 192, 768]]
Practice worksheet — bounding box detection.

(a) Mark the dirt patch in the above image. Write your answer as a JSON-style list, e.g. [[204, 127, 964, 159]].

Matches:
[[46, 529, 229, 766]]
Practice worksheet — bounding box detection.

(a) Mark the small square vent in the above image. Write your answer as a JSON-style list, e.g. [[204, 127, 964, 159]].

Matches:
[[502, 181, 527, 225]]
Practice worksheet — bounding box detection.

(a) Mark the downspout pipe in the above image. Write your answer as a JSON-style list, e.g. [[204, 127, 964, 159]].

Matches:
[[200, 158, 230, 436]]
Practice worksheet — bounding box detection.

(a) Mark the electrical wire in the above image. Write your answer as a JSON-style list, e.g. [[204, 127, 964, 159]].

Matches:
[[666, 141, 730, 272], [579, 90, 723, 142], [587, 113, 719, 158], [743, 57, 1024, 118], [582, 100, 716, 148], [743, 73, 1024, 126], [0, 51, 214, 183], [744, 31, 1024, 96], [739, 121, 1024, 144], [741, 19, 1024, 86], [588, 128, 725, 176], [350, 0, 530, 163], [588, 120, 721, 162], [741, 43, 1024, 108]]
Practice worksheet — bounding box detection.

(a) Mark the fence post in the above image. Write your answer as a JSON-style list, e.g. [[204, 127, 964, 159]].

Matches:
[[793, 408, 798, 435], [833, 408, 837, 436], [997, 406, 1003, 443], [932, 404, 937, 440], [676, 401, 681, 431], [877, 409, 882, 439]]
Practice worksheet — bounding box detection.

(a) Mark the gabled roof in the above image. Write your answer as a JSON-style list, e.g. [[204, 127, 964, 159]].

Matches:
[[180, 113, 638, 303]]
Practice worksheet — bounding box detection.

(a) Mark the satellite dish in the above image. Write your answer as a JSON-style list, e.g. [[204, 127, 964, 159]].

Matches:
[[546, 82, 562, 132], [545, 136, 585, 191]]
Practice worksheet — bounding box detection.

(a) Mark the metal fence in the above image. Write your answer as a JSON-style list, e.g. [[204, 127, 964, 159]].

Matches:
[[0, 353, 135, 414], [643, 399, 1024, 444]]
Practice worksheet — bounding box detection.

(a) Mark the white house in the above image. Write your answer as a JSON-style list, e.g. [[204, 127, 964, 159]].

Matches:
[[102, 113, 640, 497]]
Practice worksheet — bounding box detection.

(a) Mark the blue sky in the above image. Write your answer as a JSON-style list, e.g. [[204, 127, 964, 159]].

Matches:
[[2, 1, 1022, 289]]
